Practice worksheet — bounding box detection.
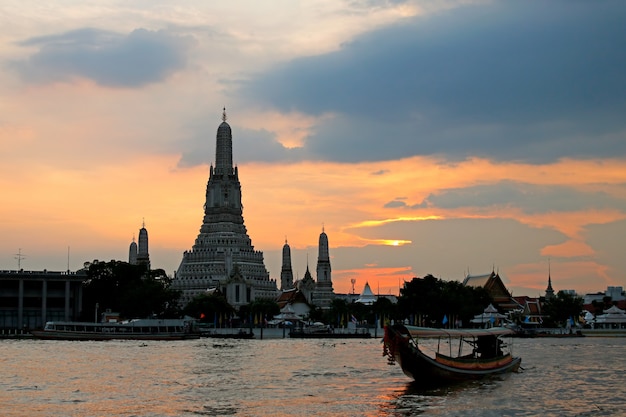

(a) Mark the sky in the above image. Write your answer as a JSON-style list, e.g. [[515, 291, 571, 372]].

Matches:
[[1, 0, 625, 298]]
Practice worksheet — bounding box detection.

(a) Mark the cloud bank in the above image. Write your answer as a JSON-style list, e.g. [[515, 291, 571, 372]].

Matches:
[[235, 1, 626, 164], [12, 28, 192, 87], [386, 180, 626, 214]]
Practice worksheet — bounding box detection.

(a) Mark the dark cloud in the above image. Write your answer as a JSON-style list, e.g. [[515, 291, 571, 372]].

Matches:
[[12, 28, 192, 87], [415, 181, 626, 214], [236, 1, 626, 163], [371, 169, 389, 176], [383, 200, 406, 208]]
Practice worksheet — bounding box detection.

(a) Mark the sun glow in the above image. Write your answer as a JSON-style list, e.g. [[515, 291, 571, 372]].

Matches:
[[351, 216, 444, 229], [381, 239, 411, 246]]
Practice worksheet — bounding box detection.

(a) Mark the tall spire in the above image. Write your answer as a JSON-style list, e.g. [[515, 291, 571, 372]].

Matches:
[[173, 110, 277, 309], [315, 227, 334, 308], [136, 221, 150, 269], [280, 238, 294, 290], [215, 108, 233, 172], [545, 259, 555, 300]]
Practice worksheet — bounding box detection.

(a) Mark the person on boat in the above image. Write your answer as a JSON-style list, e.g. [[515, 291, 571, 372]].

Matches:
[[475, 336, 503, 358]]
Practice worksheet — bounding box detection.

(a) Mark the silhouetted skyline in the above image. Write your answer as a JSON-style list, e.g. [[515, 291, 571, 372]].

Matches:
[[1, 1, 625, 297]]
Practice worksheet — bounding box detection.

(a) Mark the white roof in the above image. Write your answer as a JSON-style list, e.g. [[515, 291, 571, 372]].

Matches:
[[280, 304, 296, 314], [595, 305, 626, 323], [356, 282, 376, 305], [603, 305, 625, 314], [274, 304, 301, 321], [484, 304, 499, 313], [470, 304, 506, 323]]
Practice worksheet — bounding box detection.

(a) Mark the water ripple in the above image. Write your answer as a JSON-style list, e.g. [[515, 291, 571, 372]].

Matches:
[[1, 337, 625, 416]]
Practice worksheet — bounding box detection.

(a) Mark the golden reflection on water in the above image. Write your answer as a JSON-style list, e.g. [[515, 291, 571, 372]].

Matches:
[[1, 337, 625, 416]]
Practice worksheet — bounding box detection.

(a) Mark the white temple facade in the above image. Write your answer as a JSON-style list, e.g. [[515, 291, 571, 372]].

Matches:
[[172, 110, 278, 309]]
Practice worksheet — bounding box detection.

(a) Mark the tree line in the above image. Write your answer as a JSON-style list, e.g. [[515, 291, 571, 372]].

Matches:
[[80, 260, 584, 328]]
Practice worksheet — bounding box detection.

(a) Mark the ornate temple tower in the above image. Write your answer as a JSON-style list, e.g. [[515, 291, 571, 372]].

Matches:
[[280, 239, 294, 290], [297, 264, 316, 304], [173, 110, 277, 308], [313, 227, 334, 308], [136, 221, 150, 269], [128, 236, 138, 265]]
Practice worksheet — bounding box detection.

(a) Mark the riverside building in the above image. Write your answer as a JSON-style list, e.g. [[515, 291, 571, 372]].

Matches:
[[0, 269, 85, 331]]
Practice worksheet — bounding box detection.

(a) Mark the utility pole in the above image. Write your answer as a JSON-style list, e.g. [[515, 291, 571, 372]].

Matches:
[[14, 248, 26, 270]]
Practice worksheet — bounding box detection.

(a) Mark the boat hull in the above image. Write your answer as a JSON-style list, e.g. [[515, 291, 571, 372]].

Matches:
[[30, 330, 199, 341], [30, 319, 201, 341], [384, 325, 521, 385]]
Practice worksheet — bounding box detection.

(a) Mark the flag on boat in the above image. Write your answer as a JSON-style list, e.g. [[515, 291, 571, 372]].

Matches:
[[351, 315, 358, 324]]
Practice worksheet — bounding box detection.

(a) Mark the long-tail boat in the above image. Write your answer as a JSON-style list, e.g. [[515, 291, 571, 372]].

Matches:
[[383, 324, 521, 385]]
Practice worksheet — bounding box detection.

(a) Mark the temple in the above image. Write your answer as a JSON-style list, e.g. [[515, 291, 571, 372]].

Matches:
[[129, 221, 150, 269], [312, 227, 334, 308], [172, 110, 278, 309]]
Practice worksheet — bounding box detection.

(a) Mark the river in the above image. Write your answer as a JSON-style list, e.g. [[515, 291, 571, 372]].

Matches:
[[1, 336, 625, 416]]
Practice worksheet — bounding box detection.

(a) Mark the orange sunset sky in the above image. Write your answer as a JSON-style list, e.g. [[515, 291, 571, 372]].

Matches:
[[1, 1, 625, 298]]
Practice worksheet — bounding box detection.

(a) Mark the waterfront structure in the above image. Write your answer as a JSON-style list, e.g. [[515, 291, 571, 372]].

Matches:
[[469, 304, 507, 327], [0, 269, 86, 330], [172, 110, 277, 309], [312, 228, 335, 308], [583, 286, 625, 306], [280, 239, 294, 290], [590, 305, 626, 329], [276, 288, 311, 319], [355, 282, 376, 305], [512, 295, 544, 325], [463, 271, 517, 312], [296, 264, 316, 304]]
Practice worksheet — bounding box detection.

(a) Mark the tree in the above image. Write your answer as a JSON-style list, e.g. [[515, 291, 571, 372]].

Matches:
[[327, 298, 350, 327], [307, 304, 324, 323], [183, 292, 234, 325], [372, 297, 398, 326], [246, 298, 280, 326], [397, 274, 492, 327], [80, 260, 181, 320], [542, 291, 584, 328], [590, 296, 613, 316]]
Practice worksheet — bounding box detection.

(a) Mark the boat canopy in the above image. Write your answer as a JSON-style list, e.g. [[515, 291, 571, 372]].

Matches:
[[403, 325, 514, 338]]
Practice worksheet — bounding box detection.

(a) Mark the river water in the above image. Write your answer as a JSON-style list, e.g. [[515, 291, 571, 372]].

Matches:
[[1, 336, 625, 416]]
